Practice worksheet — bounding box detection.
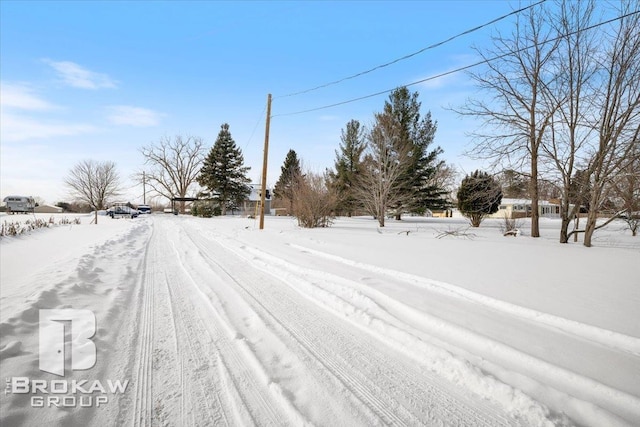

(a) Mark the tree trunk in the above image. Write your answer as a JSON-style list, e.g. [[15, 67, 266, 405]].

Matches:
[[378, 202, 385, 227], [559, 216, 570, 243], [559, 202, 578, 244], [583, 209, 598, 247], [530, 155, 540, 237]]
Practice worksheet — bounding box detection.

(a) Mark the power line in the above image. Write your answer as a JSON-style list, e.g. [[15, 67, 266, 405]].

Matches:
[[275, 0, 547, 99], [273, 10, 639, 118], [243, 102, 267, 152]]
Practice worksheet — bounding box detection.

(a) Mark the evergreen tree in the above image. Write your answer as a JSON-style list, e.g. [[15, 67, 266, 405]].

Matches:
[[330, 120, 366, 216], [197, 123, 251, 215], [382, 87, 447, 218], [273, 149, 302, 214], [499, 169, 529, 199], [456, 170, 503, 227], [569, 169, 591, 212]]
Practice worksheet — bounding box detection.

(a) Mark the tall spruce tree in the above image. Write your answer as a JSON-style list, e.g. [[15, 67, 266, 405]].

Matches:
[[273, 149, 302, 214], [331, 120, 366, 216], [197, 123, 251, 215], [383, 87, 447, 218]]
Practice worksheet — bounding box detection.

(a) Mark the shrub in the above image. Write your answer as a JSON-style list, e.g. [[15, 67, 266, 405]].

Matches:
[[292, 172, 337, 228], [499, 212, 522, 236], [456, 170, 502, 227]]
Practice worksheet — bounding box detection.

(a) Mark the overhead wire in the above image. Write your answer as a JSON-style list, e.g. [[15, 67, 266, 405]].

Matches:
[[275, 0, 547, 99], [243, 102, 267, 152], [272, 10, 639, 118]]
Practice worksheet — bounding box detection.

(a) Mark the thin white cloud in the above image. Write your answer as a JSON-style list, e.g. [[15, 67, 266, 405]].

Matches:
[[0, 82, 58, 111], [0, 112, 96, 142], [416, 71, 464, 90], [106, 105, 164, 127], [43, 59, 117, 89], [318, 115, 339, 122]]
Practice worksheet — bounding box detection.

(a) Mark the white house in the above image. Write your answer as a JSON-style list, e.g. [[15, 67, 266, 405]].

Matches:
[[244, 184, 272, 216], [490, 198, 562, 219]]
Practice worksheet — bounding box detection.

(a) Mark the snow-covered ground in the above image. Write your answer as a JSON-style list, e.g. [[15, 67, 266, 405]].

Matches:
[[1, 213, 638, 426]]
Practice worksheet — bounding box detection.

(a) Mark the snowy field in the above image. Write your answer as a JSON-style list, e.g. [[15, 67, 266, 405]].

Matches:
[[0, 212, 638, 426]]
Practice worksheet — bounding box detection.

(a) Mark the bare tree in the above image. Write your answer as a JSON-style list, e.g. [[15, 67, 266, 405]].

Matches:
[[611, 145, 640, 236], [33, 196, 47, 207], [65, 160, 121, 224], [356, 111, 412, 227], [138, 135, 206, 213], [581, 5, 640, 247], [542, 0, 598, 243], [431, 162, 458, 205], [457, 2, 560, 237]]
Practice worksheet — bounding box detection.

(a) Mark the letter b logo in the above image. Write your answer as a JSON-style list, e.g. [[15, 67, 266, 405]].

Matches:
[[39, 309, 97, 376]]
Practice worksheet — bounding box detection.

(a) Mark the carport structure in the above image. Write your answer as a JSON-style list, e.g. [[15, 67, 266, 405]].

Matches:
[[170, 197, 199, 214]]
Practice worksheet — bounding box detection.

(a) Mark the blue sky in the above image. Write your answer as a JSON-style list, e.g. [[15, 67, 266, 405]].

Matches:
[[2, 0, 518, 205]]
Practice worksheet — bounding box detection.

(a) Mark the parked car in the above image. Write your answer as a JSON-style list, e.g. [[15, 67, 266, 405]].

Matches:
[[107, 204, 139, 219], [137, 204, 152, 214]]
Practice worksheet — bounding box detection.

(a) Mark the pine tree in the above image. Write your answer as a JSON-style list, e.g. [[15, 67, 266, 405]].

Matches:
[[197, 123, 251, 215], [330, 120, 366, 216], [456, 170, 503, 227], [273, 149, 302, 214], [499, 169, 529, 199], [382, 87, 448, 218]]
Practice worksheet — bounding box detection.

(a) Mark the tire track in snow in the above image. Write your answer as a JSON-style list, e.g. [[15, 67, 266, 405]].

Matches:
[[163, 270, 230, 426], [244, 242, 640, 426], [182, 224, 518, 426], [165, 227, 296, 426], [146, 223, 233, 426], [131, 230, 155, 427], [289, 244, 640, 356]]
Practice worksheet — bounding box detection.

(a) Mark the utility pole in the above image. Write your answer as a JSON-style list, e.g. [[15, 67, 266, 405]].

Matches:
[[143, 171, 146, 204], [259, 94, 272, 230]]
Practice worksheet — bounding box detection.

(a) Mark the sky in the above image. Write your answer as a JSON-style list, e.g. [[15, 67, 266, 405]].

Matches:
[[2, 0, 525, 206]]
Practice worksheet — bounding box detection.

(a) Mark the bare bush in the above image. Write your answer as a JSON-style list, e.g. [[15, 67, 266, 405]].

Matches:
[[292, 172, 336, 228], [1, 217, 82, 237], [499, 213, 523, 237]]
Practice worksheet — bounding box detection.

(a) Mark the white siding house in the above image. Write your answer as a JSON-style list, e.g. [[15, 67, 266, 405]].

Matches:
[[490, 198, 562, 219]]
